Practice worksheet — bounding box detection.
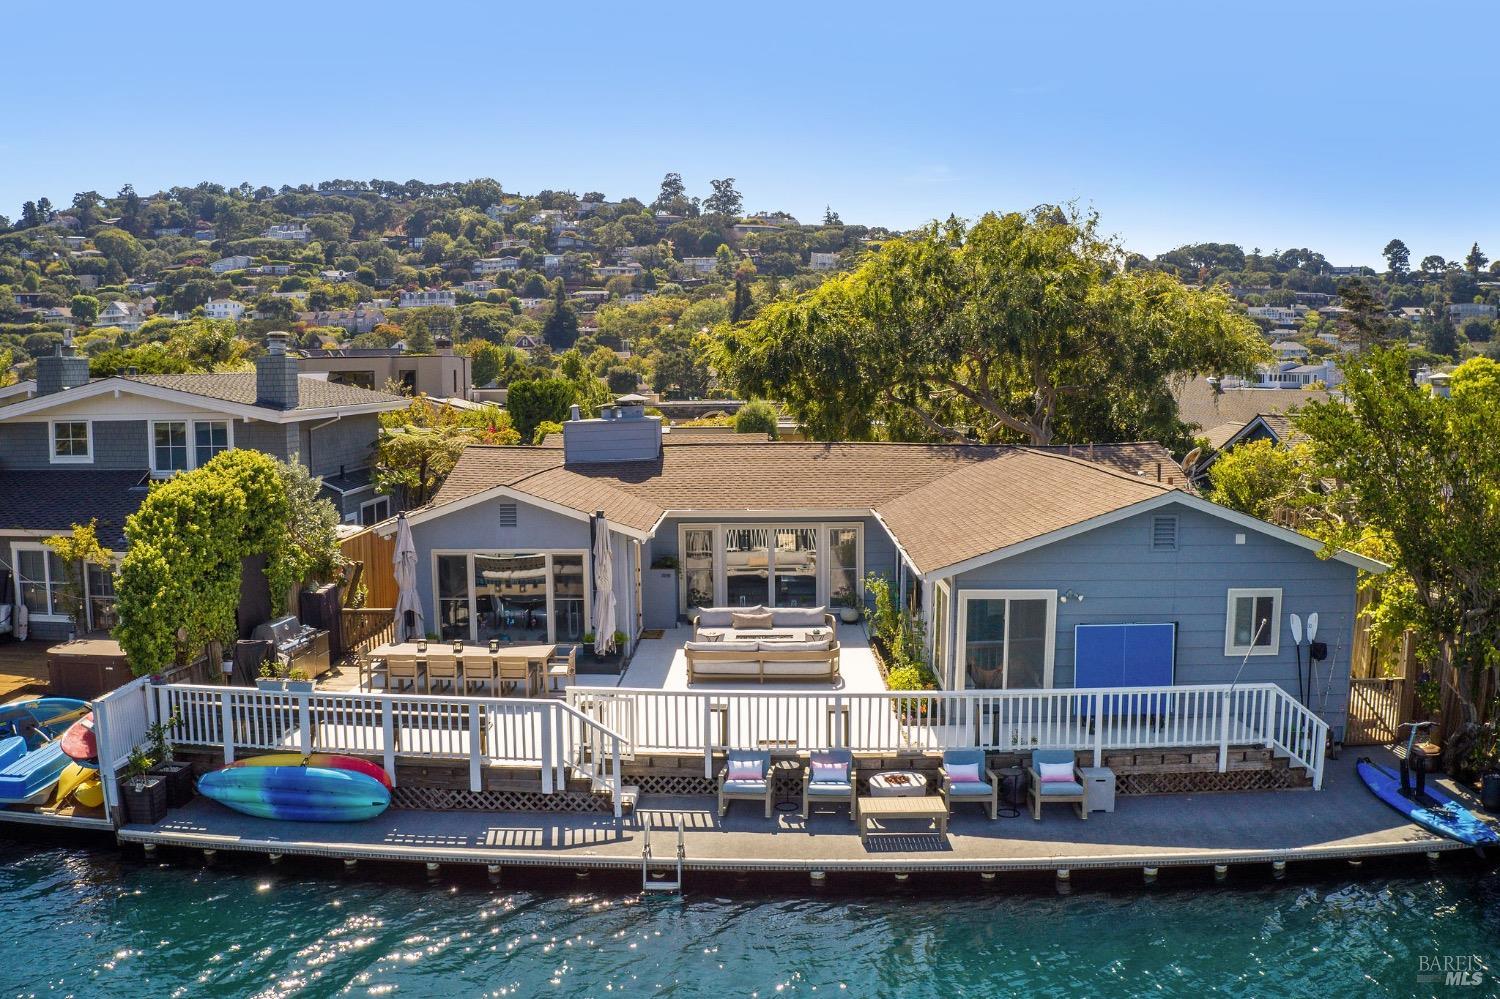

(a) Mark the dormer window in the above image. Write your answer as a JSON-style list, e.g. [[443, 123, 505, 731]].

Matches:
[[50, 420, 92, 462]]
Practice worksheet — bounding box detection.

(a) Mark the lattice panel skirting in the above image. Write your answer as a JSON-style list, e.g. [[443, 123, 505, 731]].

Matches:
[[391, 786, 613, 813], [629, 774, 807, 797], [1117, 767, 1310, 796]]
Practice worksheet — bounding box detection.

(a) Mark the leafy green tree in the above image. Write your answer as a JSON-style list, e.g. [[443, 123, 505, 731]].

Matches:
[[1466, 242, 1489, 275], [1298, 350, 1500, 771], [531, 420, 564, 445], [505, 377, 576, 443], [716, 209, 1267, 445], [605, 365, 639, 394], [734, 399, 780, 439], [43, 520, 113, 626], [1206, 440, 1320, 525], [1428, 296, 1458, 357], [93, 227, 145, 275], [69, 294, 99, 326], [542, 300, 579, 349], [373, 396, 518, 506], [1420, 254, 1448, 276], [653, 172, 686, 211], [703, 178, 743, 217], [468, 341, 513, 387], [1338, 277, 1391, 350], [1382, 239, 1409, 279]]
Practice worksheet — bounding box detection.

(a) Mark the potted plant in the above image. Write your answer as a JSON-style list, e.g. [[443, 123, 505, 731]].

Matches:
[[121, 747, 169, 824], [836, 590, 862, 624], [140, 709, 193, 807], [255, 659, 314, 693]]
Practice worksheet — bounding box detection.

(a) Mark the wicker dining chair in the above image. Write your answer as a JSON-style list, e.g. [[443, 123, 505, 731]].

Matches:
[[496, 655, 533, 697], [546, 645, 577, 694], [424, 654, 461, 693], [384, 655, 420, 693], [463, 656, 500, 696]]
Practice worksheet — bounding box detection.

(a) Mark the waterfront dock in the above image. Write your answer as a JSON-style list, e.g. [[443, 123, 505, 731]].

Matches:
[[114, 750, 1477, 877]]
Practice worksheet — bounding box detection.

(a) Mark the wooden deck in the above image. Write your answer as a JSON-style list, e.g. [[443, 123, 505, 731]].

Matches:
[[114, 749, 1482, 876], [0, 640, 51, 701]]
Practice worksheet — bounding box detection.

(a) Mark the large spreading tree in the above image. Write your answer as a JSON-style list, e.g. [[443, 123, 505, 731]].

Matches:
[[1298, 351, 1500, 771], [713, 209, 1268, 446]]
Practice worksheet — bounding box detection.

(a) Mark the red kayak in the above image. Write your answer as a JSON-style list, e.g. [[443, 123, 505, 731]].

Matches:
[[60, 712, 97, 764]]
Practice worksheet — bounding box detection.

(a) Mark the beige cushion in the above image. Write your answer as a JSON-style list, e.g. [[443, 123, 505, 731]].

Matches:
[[762, 660, 833, 675], [771, 606, 826, 628], [757, 639, 830, 653], [732, 610, 775, 630], [686, 639, 758, 653], [695, 607, 741, 628], [693, 659, 761, 674]]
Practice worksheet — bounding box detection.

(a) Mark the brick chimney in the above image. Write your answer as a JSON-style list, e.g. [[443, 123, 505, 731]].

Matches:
[[255, 331, 300, 409], [36, 331, 90, 395]]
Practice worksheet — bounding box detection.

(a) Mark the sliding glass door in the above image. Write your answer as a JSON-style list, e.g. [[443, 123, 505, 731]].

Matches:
[[682, 529, 715, 611], [955, 589, 1056, 690], [773, 528, 818, 606], [723, 528, 769, 607], [435, 551, 591, 644]]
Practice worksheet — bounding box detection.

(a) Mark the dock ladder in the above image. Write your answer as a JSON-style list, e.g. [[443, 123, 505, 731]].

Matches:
[[641, 818, 685, 893]]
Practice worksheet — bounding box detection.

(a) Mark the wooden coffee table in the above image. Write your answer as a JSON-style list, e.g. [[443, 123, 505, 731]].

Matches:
[[857, 795, 948, 844]]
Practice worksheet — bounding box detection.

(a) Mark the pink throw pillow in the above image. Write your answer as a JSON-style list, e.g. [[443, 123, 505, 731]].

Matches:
[[1038, 761, 1075, 784], [727, 760, 762, 781], [947, 762, 981, 783], [811, 761, 846, 783]]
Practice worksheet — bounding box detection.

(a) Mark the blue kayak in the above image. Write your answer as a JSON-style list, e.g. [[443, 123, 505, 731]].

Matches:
[[198, 765, 391, 822], [1356, 758, 1500, 848], [0, 736, 71, 804], [0, 697, 89, 749]]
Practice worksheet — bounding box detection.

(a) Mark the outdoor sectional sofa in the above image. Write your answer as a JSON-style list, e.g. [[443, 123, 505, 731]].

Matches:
[[685, 605, 841, 684]]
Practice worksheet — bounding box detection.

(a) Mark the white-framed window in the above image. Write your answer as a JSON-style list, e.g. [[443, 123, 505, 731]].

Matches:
[[152, 421, 189, 474], [360, 495, 391, 527], [151, 418, 234, 475], [954, 588, 1058, 690], [12, 543, 67, 619], [50, 420, 92, 463], [1225, 587, 1281, 656], [194, 420, 230, 465]]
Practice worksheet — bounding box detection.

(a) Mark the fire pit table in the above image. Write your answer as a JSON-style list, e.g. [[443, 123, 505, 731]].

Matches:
[[867, 771, 928, 797]]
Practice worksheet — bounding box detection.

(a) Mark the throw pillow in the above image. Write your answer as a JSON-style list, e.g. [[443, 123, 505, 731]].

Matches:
[[947, 762, 982, 783], [727, 759, 763, 781], [810, 761, 847, 783], [731, 611, 775, 630], [1038, 761, 1076, 783]]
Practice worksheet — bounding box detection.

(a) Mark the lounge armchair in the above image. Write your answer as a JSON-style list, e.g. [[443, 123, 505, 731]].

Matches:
[[717, 750, 774, 818], [802, 748, 856, 821], [1028, 749, 1087, 821], [939, 748, 1000, 820]]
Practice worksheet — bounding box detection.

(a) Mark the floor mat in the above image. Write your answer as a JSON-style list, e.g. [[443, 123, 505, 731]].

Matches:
[[639, 629, 665, 640]]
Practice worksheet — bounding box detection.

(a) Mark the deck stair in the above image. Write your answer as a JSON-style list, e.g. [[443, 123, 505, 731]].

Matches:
[[641, 818, 685, 892]]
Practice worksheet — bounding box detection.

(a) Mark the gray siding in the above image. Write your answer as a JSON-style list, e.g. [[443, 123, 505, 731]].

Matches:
[[0, 420, 149, 469], [299, 414, 379, 478], [235, 420, 296, 461], [408, 494, 604, 639], [948, 501, 1359, 731]]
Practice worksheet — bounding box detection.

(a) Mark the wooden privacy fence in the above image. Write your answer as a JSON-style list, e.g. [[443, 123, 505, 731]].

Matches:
[[342, 608, 395, 657], [340, 527, 397, 608]]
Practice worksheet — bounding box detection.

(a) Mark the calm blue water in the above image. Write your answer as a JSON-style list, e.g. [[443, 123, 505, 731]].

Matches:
[[2, 835, 1497, 998]]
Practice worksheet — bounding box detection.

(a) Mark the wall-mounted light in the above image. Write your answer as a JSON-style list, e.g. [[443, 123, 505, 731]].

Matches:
[[1060, 589, 1084, 604]]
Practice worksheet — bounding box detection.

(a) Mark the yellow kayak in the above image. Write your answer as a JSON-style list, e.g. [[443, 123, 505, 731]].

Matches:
[[56, 763, 102, 808]]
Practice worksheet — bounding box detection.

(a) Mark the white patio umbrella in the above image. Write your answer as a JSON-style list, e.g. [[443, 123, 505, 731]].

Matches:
[[392, 513, 424, 642], [592, 512, 617, 656]]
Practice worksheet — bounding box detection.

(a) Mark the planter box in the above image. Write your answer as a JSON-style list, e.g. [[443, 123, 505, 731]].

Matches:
[[255, 677, 315, 693], [149, 760, 196, 807], [122, 775, 168, 825]]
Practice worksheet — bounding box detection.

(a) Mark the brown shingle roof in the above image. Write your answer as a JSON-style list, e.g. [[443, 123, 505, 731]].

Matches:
[[425, 441, 1187, 570], [125, 373, 404, 411], [1174, 376, 1326, 434]]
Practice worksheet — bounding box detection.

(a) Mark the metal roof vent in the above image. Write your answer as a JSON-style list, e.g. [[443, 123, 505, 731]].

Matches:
[[1151, 515, 1179, 551]]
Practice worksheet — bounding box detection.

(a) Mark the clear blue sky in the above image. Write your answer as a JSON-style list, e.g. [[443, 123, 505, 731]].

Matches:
[[5, 1, 1496, 266]]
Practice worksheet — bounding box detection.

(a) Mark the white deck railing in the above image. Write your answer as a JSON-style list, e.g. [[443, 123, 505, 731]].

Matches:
[[150, 683, 629, 816], [90, 675, 156, 822], [567, 682, 1329, 790]]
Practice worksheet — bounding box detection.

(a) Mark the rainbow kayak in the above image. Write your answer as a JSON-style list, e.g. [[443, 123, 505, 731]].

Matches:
[[198, 766, 390, 822], [229, 752, 393, 789]]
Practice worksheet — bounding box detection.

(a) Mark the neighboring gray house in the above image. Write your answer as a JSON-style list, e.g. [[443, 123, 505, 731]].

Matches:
[[0, 333, 406, 639], [390, 398, 1384, 736]]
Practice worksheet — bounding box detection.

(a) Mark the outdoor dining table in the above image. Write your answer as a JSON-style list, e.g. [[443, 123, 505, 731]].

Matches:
[[368, 642, 555, 697]]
